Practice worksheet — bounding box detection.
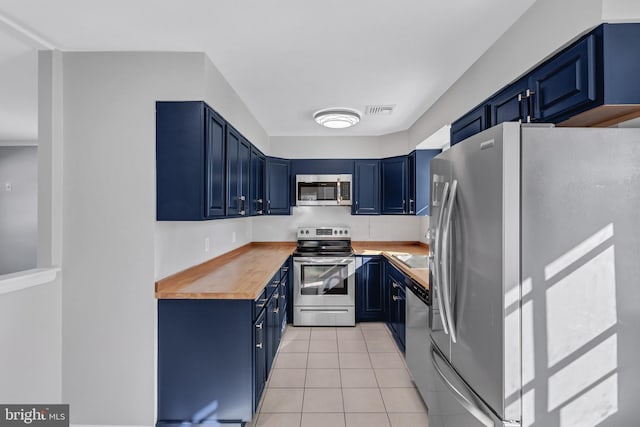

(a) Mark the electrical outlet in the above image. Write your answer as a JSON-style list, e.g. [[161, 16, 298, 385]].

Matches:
[[204, 237, 210, 252], [5, 183, 11, 192], [232, 231, 237, 243]]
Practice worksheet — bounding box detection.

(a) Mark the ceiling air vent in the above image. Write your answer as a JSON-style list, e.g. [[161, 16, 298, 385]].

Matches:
[[365, 105, 396, 116]]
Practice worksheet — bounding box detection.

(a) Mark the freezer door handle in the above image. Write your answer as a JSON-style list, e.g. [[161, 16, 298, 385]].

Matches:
[[431, 344, 494, 427], [433, 180, 450, 335], [441, 179, 458, 343]]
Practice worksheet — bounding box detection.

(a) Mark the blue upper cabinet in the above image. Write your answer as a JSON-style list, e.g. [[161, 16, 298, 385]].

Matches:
[[226, 127, 251, 217], [450, 104, 488, 145], [381, 156, 408, 215], [353, 160, 380, 215], [157, 101, 226, 220], [266, 157, 291, 215], [250, 146, 265, 216], [452, 23, 640, 143], [408, 150, 440, 216], [489, 76, 530, 126], [528, 34, 597, 122]]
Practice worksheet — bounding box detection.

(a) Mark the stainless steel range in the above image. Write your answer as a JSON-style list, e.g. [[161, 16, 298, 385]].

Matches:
[[292, 226, 355, 326]]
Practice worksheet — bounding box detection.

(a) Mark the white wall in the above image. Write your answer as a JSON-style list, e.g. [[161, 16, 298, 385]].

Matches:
[[269, 130, 410, 159], [0, 146, 38, 274], [252, 206, 421, 242], [0, 279, 61, 402], [203, 57, 269, 154], [408, 0, 605, 145], [61, 52, 207, 425], [155, 218, 253, 280]]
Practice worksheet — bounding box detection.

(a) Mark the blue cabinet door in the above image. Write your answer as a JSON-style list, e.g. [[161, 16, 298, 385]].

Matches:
[[265, 293, 279, 373], [226, 127, 240, 216], [239, 137, 250, 216], [353, 160, 380, 215], [157, 299, 254, 423], [253, 309, 266, 412], [266, 157, 291, 215], [205, 108, 226, 218], [356, 256, 385, 322], [381, 156, 408, 214], [529, 34, 597, 122], [489, 77, 529, 125], [250, 147, 265, 216], [226, 128, 251, 216], [386, 262, 406, 353], [450, 104, 488, 145]]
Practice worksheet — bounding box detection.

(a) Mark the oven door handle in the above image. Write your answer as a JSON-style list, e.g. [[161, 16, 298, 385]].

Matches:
[[294, 257, 355, 264]]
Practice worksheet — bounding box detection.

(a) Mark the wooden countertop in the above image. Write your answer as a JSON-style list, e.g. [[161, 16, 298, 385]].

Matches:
[[155, 242, 296, 300], [155, 241, 430, 300], [353, 241, 430, 290]]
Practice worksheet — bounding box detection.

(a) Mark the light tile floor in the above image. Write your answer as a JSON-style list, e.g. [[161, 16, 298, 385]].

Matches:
[[249, 322, 429, 427]]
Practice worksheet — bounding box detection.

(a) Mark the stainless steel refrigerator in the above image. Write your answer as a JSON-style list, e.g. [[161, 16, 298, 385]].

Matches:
[[426, 122, 640, 427]]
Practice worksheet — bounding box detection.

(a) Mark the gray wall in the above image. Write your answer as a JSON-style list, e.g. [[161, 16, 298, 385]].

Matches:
[[0, 146, 37, 275]]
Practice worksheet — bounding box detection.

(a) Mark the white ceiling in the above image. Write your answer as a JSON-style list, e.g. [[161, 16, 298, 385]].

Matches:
[[0, 0, 536, 140]]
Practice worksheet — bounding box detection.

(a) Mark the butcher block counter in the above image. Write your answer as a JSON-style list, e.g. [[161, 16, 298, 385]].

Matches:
[[155, 241, 429, 299], [155, 242, 296, 299], [353, 241, 430, 290]]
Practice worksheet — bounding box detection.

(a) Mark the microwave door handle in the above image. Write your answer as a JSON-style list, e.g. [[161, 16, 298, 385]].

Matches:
[[441, 179, 458, 343], [336, 179, 341, 204], [434, 181, 450, 335]]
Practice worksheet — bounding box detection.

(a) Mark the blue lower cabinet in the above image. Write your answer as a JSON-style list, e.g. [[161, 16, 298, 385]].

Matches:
[[356, 256, 385, 322], [157, 299, 254, 424], [157, 261, 290, 426]]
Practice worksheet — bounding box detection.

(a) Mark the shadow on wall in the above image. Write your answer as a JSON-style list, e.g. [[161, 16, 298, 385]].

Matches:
[[516, 223, 624, 426], [0, 146, 37, 275]]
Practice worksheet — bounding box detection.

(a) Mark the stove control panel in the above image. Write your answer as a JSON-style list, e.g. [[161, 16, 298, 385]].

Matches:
[[297, 226, 351, 240]]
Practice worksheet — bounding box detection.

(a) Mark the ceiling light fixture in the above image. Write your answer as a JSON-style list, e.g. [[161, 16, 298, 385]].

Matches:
[[313, 108, 361, 129]]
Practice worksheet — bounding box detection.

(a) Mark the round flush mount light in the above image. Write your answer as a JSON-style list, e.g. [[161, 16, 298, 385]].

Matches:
[[313, 108, 361, 129]]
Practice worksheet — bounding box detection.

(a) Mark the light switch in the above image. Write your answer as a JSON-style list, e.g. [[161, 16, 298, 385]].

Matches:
[[5, 182, 11, 192]]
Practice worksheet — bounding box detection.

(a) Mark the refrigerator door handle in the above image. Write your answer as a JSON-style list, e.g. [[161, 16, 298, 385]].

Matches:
[[431, 344, 494, 427], [441, 179, 458, 342], [434, 180, 450, 335]]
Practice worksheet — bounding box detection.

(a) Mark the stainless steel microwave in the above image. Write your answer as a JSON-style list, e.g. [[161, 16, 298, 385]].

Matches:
[[295, 174, 352, 206]]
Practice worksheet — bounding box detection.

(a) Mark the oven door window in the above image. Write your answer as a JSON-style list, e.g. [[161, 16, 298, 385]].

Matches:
[[300, 264, 349, 295], [298, 183, 337, 201]]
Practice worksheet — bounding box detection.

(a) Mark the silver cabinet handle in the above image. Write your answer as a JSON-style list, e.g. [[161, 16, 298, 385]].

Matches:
[[239, 195, 246, 216], [256, 322, 263, 329], [256, 298, 267, 308], [431, 345, 493, 426], [273, 307, 279, 314], [355, 200, 359, 213], [256, 343, 263, 349], [257, 198, 263, 215], [273, 292, 279, 299], [267, 200, 271, 214], [392, 282, 399, 289], [441, 179, 458, 343], [402, 199, 406, 213], [282, 266, 289, 272], [271, 280, 280, 288], [409, 199, 414, 214], [434, 181, 450, 336], [392, 295, 399, 301]]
